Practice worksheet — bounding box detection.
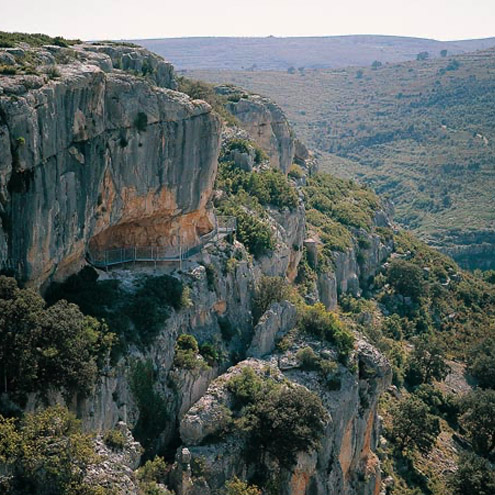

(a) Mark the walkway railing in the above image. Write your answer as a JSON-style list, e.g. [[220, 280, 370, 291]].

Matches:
[[87, 216, 236, 269]]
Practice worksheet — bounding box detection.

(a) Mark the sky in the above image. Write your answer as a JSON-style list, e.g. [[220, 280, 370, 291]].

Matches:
[[1, 0, 494, 41]]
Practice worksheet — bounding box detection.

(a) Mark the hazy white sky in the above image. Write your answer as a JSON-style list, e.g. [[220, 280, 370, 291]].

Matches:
[[1, 0, 494, 41]]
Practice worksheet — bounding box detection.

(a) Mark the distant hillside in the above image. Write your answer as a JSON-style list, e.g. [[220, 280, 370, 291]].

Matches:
[[189, 49, 495, 270], [132, 35, 495, 70]]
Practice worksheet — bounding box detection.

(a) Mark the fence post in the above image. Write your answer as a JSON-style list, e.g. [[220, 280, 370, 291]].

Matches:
[[179, 237, 183, 271]]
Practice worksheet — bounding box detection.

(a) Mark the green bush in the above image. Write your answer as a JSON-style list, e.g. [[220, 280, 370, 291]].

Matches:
[[387, 259, 426, 302], [103, 428, 126, 450], [227, 367, 326, 468], [134, 112, 148, 132], [413, 384, 458, 423], [0, 405, 101, 495], [173, 334, 211, 370], [252, 275, 290, 322], [136, 456, 171, 495], [0, 276, 114, 399], [224, 476, 261, 495], [458, 389, 495, 457], [0, 31, 80, 48], [467, 337, 495, 389], [227, 367, 267, 411], [199, 343, 220, 366], [405, 335, 449, 386], [450, 453, 495, 495], [177, 77, 238, 125], [216, 161, 298, 210], [296, 346, 320, 371], [229, 207, 274, 258], [129, 360, 168, 451], [299, 303, 355, 362], [288, 164, 304, 179], [46, 269, 187, 347], [389, 396, 440, 454]]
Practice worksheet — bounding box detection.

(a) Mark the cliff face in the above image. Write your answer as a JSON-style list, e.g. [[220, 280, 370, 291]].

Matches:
[[0, 43, 395, 495], [217, 86, 295, 174], [0, 43, 220, 286], [175, 342, 391, 495]]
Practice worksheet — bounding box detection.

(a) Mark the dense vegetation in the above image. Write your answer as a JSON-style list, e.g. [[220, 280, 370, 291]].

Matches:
[[0, 276, 113, 405], [226, 367, 326, 471], [302, 172, 382, 255], [46, 267, 189, 349], [0, 406, 101, 495], [215, 153, 299, 258], [334, 230, 495, 494]]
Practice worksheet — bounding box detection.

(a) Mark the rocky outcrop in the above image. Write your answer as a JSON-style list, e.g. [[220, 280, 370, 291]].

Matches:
[[0, 43, 220, 286], [316, 227, 393, 310], [434, 229, 495, 271], [247, 300, 297, 358], [217, 86, 295, 174], [85, 422, 143, 494], [175, 340, 391, 495], [258, 202, 306, 281]]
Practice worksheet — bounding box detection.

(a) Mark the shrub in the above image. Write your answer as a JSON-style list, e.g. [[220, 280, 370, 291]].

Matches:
[[216, 161, 298, 209], [129, 360, 168, 451], [134, 112, 148, 132], [413, 384, 458, 423], [244, 383, 326, 468], [252, 275, 290, 322], [458, 389, 495, 457], [296, 346, 320, 371], [0, 276, 114, 399], [387, 259, 426, 302], [227, 367, 326, 468], [227, 367, 267, 410], [103, 428, 126, 450], [389, 396, 440, 454], [136, 456, 171, 495], [450, 453, 495, 495], [47, 270, 186, 347], [467, 337, 495, 389], [46, 66, 61, 79], [174, 334, 209, 370], [299, 303, 355, 362], [405, 334, 449, 386], [224, 476, 261, 495], [177, 77, 238, 125], [137, 456, 167, 483], [0, 405, 101, 495], [230, 207, 274, 258], [0, 65, 17, 75], [200, 343, 220, 366]]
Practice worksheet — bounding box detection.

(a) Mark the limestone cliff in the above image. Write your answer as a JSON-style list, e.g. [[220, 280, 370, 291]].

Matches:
[[0, 42, 220, 286], [0, 42, 395, 495], [216, 85, 295, 174]]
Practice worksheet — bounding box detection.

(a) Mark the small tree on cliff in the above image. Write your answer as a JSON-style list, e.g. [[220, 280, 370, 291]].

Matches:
[[224, 477, 261, 495], [406, 334, 450, 386], [390, 396, 440, 454]]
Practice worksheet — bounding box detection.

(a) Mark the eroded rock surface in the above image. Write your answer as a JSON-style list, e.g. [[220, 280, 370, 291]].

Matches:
[[0, 43, 220, 286]]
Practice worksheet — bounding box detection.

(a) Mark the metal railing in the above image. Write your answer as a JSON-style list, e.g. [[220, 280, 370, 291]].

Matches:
[[87, 216, 236, 269]]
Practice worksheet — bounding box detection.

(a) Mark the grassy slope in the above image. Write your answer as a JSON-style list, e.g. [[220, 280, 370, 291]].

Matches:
[[189, 49, 495, 268]]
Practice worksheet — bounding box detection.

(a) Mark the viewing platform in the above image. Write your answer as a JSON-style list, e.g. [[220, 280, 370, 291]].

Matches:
[[87, 216, 236, 269]]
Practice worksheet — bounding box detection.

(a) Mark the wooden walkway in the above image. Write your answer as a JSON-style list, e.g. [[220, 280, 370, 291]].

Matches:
[[86, 216, 236, 269]]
